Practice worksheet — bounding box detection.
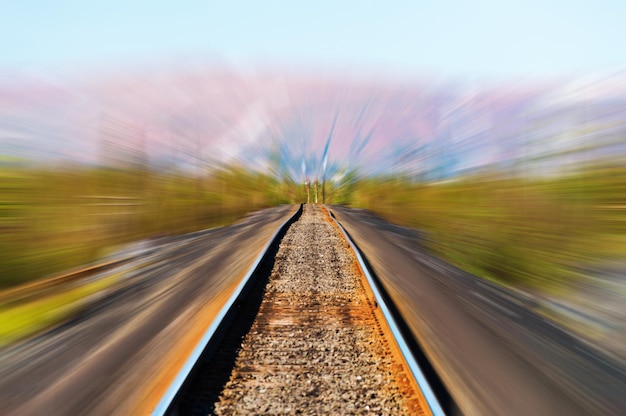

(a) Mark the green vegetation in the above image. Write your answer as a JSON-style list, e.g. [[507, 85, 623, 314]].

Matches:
[[2, 158, 623, 297], [0, 164, 296, 289], [345, 163, 626, 293]]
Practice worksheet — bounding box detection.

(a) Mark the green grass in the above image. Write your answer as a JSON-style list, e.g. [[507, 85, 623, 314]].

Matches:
[[0, 272, 122, 347]]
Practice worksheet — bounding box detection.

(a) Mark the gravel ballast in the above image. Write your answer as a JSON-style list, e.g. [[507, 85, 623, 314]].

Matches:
[[206, 205, 425, 415]]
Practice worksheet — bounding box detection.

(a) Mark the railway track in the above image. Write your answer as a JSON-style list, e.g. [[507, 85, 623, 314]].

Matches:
[[155, 204, 443, 415]]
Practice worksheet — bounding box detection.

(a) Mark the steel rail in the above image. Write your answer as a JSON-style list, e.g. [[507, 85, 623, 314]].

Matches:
[[329, 209, 446, 416], [151, 205, 302, 416]]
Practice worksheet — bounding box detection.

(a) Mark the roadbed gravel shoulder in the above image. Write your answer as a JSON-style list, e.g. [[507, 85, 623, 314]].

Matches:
[[208, 204, 428, 415]]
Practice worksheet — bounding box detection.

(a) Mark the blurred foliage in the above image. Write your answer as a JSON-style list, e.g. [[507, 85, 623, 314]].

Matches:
[[0, 164, 296, 288], [346, 162, 626, 293], [2, 159, 624, 296]]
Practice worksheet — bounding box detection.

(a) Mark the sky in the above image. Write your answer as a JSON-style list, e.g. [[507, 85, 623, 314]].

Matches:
[[2, 0, 625, 78]]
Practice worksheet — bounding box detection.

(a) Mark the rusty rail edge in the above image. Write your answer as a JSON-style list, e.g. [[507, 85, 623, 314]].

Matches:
[[0, 226, 231, 303], [0, 257, 137, 303], [151, 204, 303, 416], [328, 208, 446, 416]]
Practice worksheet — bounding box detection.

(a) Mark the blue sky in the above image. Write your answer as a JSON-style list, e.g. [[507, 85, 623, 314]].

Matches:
[[1, 0, 625, 77]]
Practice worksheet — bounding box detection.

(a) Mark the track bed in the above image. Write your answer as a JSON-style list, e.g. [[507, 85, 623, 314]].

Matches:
[[168, 204, 431, 415]]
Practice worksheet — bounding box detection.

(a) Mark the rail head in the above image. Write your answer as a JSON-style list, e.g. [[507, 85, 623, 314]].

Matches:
[[328, 208, 446, 416]]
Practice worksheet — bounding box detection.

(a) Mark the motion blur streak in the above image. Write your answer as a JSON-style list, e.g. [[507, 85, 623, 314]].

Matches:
[[1, 64, 625, 413]]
